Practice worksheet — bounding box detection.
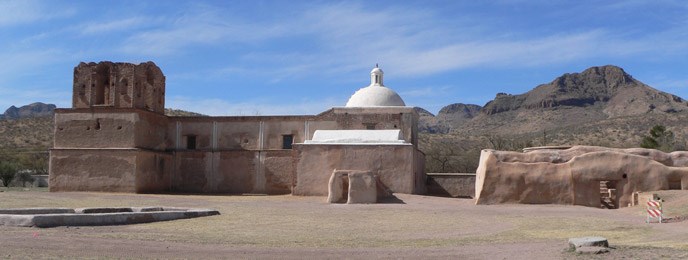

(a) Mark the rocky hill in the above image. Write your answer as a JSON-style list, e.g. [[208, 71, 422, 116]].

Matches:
[[421, 65, 688, 144], [0, 102, 56, 120]]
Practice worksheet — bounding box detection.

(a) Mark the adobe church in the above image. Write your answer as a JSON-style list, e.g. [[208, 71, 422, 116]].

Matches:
[[49, 61, 426, 196]]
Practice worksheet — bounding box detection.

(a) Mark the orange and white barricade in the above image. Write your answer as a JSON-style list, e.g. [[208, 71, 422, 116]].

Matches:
[[646, 199, 663, 223]]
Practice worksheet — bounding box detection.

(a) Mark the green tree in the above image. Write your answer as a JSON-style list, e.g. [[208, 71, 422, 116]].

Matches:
[[0, 161, 18, 187], [640, 125, 675, 152]]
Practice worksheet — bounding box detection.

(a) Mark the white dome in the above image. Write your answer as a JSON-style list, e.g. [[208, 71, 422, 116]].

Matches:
[[345, 86, 406, 107], [345, 65, 405, 107]]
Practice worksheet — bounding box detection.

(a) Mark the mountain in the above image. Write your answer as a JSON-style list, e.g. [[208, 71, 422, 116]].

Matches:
[[417, 104, 482, 133], [0, 102, 56, 120], [480, 65, 685, 117], [421, 65, 688, 150]]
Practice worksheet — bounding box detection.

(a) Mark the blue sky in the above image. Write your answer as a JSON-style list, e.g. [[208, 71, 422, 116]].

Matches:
[[1, 0, 687, 115]]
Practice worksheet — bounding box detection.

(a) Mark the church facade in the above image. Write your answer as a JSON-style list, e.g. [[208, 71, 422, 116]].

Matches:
[[49, 62, 426, 195]]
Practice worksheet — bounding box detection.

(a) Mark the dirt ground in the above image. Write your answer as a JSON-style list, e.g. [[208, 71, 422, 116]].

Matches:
[[1, 189, 688, 259]]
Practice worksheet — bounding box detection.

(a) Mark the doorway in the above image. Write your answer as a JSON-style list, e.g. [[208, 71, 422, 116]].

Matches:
[[600, 181, 617, 209]]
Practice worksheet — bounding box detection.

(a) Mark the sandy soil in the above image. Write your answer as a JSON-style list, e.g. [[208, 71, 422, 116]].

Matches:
[[1, 190, 688, 259]]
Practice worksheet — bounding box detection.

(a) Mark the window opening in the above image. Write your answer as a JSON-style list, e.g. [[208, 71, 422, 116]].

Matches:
[[282, 135, 294, 149], [364, 123, 376, 130], [186, 135, 197, 150]]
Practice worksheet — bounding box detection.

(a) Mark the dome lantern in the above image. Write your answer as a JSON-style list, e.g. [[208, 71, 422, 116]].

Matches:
[[345, 65, 406, 107]]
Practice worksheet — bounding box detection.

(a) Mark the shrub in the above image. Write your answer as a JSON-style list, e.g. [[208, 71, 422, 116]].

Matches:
[[0, 161, 17, 187], [17, 172, 35, 187]]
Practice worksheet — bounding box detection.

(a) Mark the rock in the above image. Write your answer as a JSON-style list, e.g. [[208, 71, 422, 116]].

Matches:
[[575, 246, 609, 254], [568, 236, 609, 249]]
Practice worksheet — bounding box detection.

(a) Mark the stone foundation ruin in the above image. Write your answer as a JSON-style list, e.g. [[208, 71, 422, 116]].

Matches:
[[0, 207, 220, 228]]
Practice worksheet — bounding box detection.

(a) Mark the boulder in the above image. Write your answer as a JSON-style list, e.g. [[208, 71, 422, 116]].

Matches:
[[568, 236, 609, 249]]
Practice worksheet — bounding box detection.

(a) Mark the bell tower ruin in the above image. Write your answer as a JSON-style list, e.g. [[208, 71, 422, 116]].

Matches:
[[72, 61, 166, 114]]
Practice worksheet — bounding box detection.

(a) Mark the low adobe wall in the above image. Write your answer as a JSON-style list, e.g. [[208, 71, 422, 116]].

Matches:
[[292, 144, 422, 196], [475, 146, 688, 207], [426, 173, 475, 198]]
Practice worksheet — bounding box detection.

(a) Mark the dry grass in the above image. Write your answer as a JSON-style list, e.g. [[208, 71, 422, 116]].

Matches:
[[2, 191, 688, 254]]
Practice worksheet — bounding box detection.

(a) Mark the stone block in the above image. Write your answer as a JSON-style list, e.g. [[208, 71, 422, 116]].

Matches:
[[347, 171, 377, 204], [327, 170, 348, 203], [568, 236, 608, 249]]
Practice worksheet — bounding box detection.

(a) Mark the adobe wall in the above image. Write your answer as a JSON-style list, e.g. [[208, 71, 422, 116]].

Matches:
[[54, 108, 168, 150], [475, 146, 688, 207], [292, 144, 418, 196], [169, 116, 321, 150], [49, 149, 171, 193], [426, 173, 475, 198], [135, 151, 173, 193], [171, 150, 293, 194], [414, 149, 427, 194]]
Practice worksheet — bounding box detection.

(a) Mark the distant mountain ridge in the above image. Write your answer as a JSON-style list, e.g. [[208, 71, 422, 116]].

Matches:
[[419, 65, 688, 138], [481, 65, 686, 116], [0, 102, 56, 120]]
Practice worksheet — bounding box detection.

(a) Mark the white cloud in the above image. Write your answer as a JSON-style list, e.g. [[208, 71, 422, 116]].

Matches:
[[400, 86, 451, 98], [207, 2, 688, 80], [0, 0, 74, 27], [0, 86, 71, 110], [81, 17, 150, 35]]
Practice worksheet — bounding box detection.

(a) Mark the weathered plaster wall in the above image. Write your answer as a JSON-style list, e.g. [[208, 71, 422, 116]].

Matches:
[[262, 150, 295, 194], [50, 149, 170, 193], [135, 151, 173, 193], [134, 110, 169, 150], [171, 150, 293, 194], [414, 149, 427, 194], [475, 146, 688, 207], [54, 109, 167, 150], [292, 144, 419, 196], [169, 116, 316, 151], [216, 121, 260, 150]]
